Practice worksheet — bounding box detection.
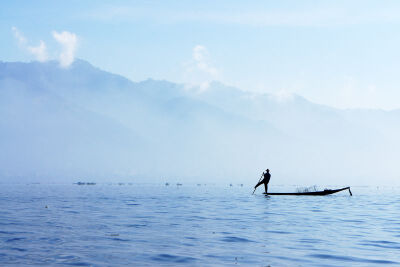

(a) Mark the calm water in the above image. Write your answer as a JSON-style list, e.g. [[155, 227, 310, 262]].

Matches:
[[0, 184, 399, 266]]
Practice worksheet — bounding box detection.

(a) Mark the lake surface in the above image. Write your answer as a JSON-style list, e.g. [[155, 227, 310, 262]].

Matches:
[[0, 184, 399, 266]]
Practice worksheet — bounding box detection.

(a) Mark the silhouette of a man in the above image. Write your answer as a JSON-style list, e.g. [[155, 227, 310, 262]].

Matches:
[[254, 169, 271, 193]]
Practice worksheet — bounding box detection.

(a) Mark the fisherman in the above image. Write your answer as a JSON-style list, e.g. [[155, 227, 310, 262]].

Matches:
[[254, 169, 271, 193]]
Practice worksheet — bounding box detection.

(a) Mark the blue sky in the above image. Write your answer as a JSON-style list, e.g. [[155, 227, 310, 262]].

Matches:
[[2, 0, 400, 109]]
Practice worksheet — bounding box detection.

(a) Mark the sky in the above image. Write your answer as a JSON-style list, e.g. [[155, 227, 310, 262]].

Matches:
[[2, 0, 400, 110]]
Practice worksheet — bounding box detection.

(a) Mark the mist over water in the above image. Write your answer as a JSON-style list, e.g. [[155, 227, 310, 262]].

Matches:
[[1, 183, 399, 266], [1, 60, 400, 185]]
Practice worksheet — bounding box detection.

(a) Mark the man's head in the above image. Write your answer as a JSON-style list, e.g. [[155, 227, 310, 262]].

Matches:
[[266, 169, 270, 173]]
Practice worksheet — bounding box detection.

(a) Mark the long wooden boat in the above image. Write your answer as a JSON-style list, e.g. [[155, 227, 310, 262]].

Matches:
[[264, 187, 352, 196]]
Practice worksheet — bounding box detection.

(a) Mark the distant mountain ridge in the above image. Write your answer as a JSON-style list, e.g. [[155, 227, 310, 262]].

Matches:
[[1, 60, 399, 185]]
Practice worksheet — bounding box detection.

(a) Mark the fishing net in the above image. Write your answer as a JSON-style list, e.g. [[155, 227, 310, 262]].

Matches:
[[296, 185, 319, 193]]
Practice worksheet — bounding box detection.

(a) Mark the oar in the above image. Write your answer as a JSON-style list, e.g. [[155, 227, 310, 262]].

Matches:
[[348, 187, 353, 196], [252, 174, 263, 194]]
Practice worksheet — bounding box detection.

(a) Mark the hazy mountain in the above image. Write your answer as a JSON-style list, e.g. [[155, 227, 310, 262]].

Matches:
[[1, 60, 399, 185]]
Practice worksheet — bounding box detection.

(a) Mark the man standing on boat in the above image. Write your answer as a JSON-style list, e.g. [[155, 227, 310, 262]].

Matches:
[[254, 169, 271, 193]]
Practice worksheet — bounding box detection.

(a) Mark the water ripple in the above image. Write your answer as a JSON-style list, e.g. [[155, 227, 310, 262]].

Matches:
[[151, 254, 197, 263], [309, 253, 399, 264], [221, 236, 254, 243]]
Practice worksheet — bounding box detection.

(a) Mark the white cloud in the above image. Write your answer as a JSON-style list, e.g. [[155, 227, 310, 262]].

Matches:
[[27, 41, 48, 62], [193, 45, 218, 77], [12, 26, 27, 45], [183, 45, 219, 92], [199, 81, 210, 92], [11, 27, 79, 66], [12, 27, 48, 62], [52, 31, 77, 68]]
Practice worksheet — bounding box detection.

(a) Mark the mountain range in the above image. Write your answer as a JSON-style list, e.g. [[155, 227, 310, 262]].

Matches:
[[1, 60, 399, 185]]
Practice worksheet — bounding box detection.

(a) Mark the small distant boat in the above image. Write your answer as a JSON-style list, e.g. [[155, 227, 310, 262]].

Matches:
[[74, 182, 96, 185], [264, 187, 352, 196]]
